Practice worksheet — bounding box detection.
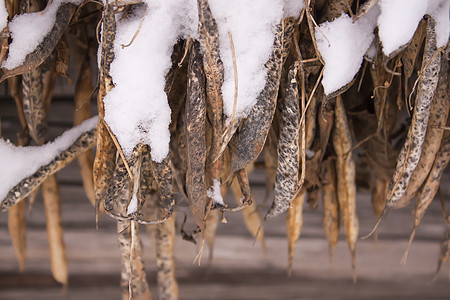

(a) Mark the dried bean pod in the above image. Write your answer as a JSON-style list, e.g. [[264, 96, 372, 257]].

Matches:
[[8, 199, 26, 271], [386, 17, 441, 208], [267, 63, 300, 218], [321, 159, 339, 259], [403, 138, 450, 263], [42, 175, 68, 286], [231, 18, 296, 172], [286, 189, 306, 276], [394, 54, 449, 208], [185, 40, 207, 230], [333, 95, 358, 282], [1, 128, 97, 211], [94, 3, 117, 211], [0, 2, 77, 80]]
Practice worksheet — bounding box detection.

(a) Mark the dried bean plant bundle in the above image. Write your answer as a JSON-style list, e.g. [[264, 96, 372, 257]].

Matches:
[[0, 0, 448, 297]]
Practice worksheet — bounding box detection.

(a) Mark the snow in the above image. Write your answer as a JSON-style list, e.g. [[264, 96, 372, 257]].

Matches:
[[427, 0, 450, 48], [2, 0, 83, 70], [103, 0, 197, 162], [0, 116, 98, 201], [378, 0, 450, 57], [127, 194, 138, 215], [209, 0, 304, 119], [0, 0, 7, 30], [104, 0, 303, 161], [378, 0, 428, 57], [316, 0, 449, 95], [207, 179, 224, 206], [316, 5, 380, 96]]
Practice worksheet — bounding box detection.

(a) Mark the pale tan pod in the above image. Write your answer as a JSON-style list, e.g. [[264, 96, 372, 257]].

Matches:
[[286, 189, 306, 276], [8, 199, 27, 272], [155, 216, 178, 300], [118, 220, 152, 300], [42, 175, 68, 286], [321, 159, 339, 259], [371, 177, 388, 220], [333, 95, 358, 282], [115, 164, 151, 300]]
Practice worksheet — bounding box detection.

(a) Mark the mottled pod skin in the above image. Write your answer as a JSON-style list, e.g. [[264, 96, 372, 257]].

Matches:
[[394, 54, 449, 208], [0, 2, 77, 80], [267, 63, 300, 218], [94, 2, 117, 209], [185, 40, 208, 229], [150, 154, 176, 215], [197, 0, 224, 199], [1, 128, 97, 212], [414, 138, 450, 232], [231, 18, 296, 173], [386, 17, 441, 207], [155, 216, 178, 300]]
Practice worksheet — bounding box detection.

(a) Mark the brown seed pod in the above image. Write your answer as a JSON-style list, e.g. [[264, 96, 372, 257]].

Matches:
[[6, 82, 29, 272], [8, 199, 26, 272], [155, 216, 178, 300], [145, 182, 177, 300], [402, 137, 450, 263], [1, 128, 97, 211], [371, 176, 388, 240], [231, 17, 296, 173], [0, 2, 77, 81], [235, 168, 252, 206], [263, 127, 278, 203], [185, 40, 208, 230], [394, 54, 449, 209], [22, 63, 46, 145], [117, 219, 152, 300], [197, 0, 224, 193], [94, 2, 117, 215], [42, 175, 68, 286], [113, 151, 151, 299], [105, 145, 172, 225], [19, 0, 48, 149], [386, 16, 441, 208], [371, 177, 388, 222], [402, 19, 426, 80], [318, 104, 334, 162], [286, 189, 306, 276], [267, 63, 300, 218], [333, 95, 358, 282], [54, 34, 71, 84], [104, 154, 129, 215], [171, 113, 188, 198], [321, 159, 339, 259], [434, 220, 450, 279], [150, 154, 176, 216]]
